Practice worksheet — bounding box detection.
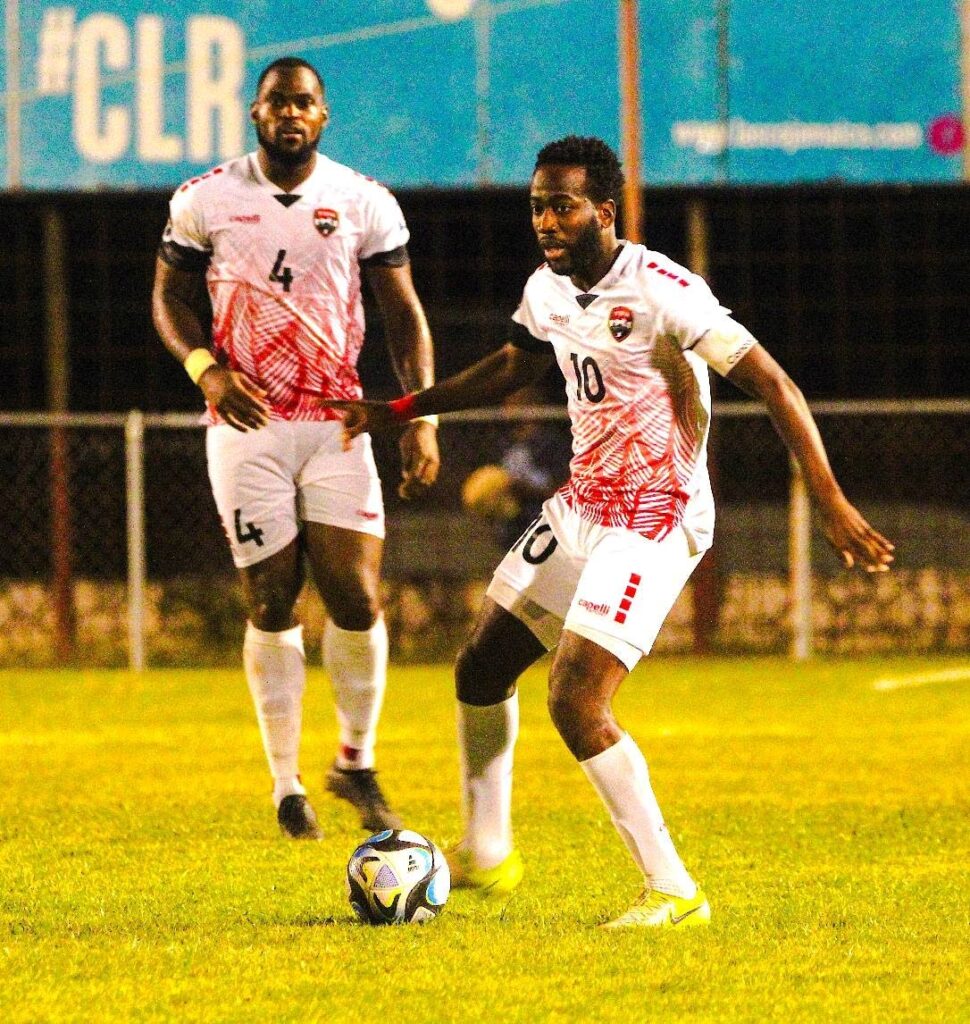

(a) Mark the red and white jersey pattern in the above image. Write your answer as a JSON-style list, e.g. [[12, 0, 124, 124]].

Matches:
[[512, 243, 746, 544], [163, 153, 409, 423]]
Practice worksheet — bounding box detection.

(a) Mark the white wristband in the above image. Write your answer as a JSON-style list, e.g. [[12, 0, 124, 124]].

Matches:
[[413, 414, 439, 427]]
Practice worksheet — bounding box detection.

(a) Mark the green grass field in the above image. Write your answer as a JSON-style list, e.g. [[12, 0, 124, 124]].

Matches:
[[1, 657, 967, 1023]]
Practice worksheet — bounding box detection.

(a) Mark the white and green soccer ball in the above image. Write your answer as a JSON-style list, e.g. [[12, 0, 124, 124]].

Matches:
[[346, 829, 450, 925]]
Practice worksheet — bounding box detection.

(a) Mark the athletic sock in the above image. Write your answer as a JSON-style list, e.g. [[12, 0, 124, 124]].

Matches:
[[243, 622, 307, 808], [323, 616, 388, 771], [457, 695, 519, 870], [580, 732, 697, 898]]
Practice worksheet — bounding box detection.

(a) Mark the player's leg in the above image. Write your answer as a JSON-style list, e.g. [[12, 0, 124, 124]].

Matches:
[[302, 520, 401, 830], [239, 543, 321, 839], [548, 631, 704, 922], [449, 598, 546, 891], [206, 423, 319, 839], [450, 496, 580, 892], [551, 526, 709, 926], [297, 423, 399, 830]]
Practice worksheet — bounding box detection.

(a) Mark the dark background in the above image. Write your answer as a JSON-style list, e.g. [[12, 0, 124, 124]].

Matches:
[[2, 183, 969, 412]]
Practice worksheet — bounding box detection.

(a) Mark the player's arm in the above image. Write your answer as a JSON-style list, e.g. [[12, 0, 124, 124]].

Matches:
[[365, 262, 439, 498], [366, 262, 435, 396], [409, 342, 553, 414], [720, 333, 894, 572], [324, 342, 554, 445], [151, 257, 269, 432]]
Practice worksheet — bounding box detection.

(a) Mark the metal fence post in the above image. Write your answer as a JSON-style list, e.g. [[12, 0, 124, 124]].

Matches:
[[43, 206, 76, 663], [125, 411, 146, 672], [788, 456, 813, 660]]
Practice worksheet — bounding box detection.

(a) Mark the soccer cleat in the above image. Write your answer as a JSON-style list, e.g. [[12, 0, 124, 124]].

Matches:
[[276, 794, 323, 840], [325, 764, 403, 832], [445, 845, 524, 896], [600, 887, 711, 929]]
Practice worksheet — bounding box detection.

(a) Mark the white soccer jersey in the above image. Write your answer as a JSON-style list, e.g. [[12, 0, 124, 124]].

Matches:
[[161, 153, 410, 423], [511, 242, 752, 546]]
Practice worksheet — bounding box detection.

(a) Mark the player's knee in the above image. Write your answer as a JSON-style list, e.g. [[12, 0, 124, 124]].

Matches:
[[326, 583, 380, 632], [247, 582, 300, 632], [547, 664, 611, 758], [548, 688, 612, 759], [455, 639, 515, 706], [547, 684, 582, 743]]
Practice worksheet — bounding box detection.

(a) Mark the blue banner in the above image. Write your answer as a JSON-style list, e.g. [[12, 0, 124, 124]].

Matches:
[[2, 0, 963, 188]]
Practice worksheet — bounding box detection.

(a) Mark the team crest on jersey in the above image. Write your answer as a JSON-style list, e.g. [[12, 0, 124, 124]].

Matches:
[[313, 207, 340, 236], [608, 306, 634, 341]]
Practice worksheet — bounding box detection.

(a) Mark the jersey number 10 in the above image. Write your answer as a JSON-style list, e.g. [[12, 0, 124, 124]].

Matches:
[[569, 353, 606, 403]]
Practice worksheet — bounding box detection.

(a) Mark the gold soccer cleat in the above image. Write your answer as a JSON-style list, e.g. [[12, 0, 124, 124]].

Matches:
[[601, 887, 711, 929], [445, 845, 524, 896]]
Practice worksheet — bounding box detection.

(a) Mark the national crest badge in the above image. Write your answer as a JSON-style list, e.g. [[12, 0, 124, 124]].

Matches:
[[314, 207, 340, 236], [608, 305, 633, 341]]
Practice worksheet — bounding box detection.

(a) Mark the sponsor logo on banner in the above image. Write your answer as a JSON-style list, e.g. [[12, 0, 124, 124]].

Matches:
[[314, 207, 340, 236], [608, 305, 633, 341]]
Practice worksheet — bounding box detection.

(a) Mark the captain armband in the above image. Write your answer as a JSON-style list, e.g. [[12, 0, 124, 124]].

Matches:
[[690, 319, 758, 377]]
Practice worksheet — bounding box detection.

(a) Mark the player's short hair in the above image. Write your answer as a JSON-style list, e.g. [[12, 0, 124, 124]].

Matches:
[[534, 136, 625, 204], [256, 57, 325, 96]]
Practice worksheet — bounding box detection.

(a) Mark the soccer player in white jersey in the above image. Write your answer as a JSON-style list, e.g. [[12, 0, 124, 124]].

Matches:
[[152, 58, 440, 841], [323, 136, 895, 925]]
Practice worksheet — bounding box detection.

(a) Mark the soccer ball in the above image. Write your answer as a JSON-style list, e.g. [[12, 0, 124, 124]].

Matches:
[[346, 829, 450, 925]]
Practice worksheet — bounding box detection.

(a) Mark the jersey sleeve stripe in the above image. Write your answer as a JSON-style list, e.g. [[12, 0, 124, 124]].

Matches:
[[158, 240, 210, 272], [359, 244, 410, 268], [509, 320, 549, 352]]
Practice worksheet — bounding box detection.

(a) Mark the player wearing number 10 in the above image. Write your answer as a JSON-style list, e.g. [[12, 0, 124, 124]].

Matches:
[[325, 136, 895, 926], [152, 58, 440, 840]]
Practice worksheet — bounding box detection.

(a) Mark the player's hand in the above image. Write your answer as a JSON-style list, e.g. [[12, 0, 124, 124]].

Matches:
[[319, 400, 402, 449], [199, 365, 270, 432], [819, 494, 895, 573], [398, 421, 440, 500]]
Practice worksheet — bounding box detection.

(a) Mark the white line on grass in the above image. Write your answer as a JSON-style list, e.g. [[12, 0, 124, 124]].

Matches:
[[873, 666, 970, 691]]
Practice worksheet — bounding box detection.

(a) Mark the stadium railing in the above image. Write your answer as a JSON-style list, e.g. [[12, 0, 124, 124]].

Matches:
[[1, 400, 967, 669]]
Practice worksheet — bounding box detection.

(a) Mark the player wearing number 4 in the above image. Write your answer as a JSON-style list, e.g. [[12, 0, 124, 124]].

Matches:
[[152, 58, 440, 840], [323, 136, 895, 926]]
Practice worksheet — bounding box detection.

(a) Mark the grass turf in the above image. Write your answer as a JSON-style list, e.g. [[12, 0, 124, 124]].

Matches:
[[0, 657, 967, 1023]]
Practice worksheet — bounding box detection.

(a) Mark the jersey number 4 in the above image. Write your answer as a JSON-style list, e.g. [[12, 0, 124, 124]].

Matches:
[[234, 509, 265, 547], [269, 249, 294, 292]]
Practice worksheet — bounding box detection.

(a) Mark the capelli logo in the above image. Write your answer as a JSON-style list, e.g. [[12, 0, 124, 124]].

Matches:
[[230, 214, 260, 223], [578, 598, 610, 616], [726, 340, 755, 364]]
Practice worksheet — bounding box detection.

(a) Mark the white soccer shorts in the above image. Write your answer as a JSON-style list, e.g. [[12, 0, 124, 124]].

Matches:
[[206, 420, 385, 569], [486, 491, 704, 670]]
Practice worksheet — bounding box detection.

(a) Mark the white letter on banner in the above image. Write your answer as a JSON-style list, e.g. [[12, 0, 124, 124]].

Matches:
[[136, 16, 183, 161], [74, 14, 131, 162], [187, 17, 245, 161]]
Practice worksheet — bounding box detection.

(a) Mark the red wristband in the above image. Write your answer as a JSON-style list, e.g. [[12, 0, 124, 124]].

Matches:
[[388, 394, 417, 422]]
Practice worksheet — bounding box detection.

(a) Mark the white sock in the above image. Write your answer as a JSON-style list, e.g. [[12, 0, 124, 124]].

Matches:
[[457, 695, 519, 870], [243, 622, 307, 808], [580, 732, 697, 898], [323, 616, 388, 770]]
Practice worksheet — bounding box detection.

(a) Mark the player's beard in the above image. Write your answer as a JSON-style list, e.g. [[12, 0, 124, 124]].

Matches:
[[543, 217, 603, 280], [256, 123, 319, 167]]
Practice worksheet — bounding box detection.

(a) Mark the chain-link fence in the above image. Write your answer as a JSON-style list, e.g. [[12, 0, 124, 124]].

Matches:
[[1, 401, 967, 668]]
